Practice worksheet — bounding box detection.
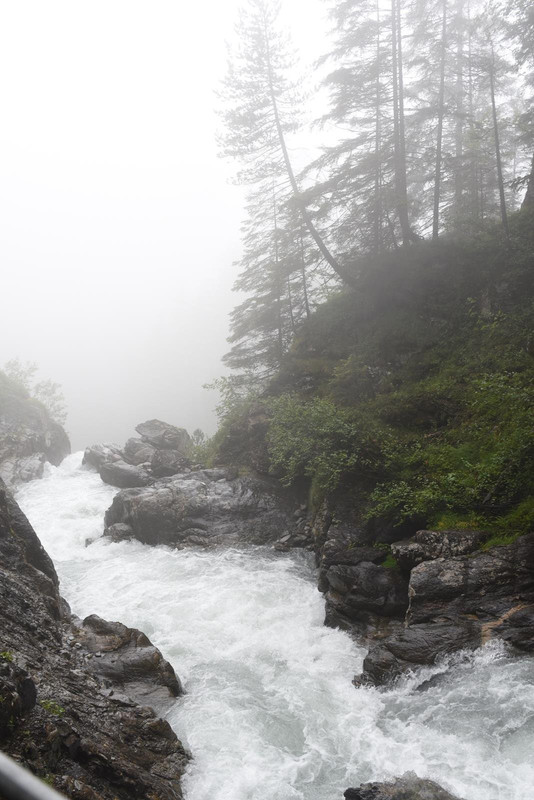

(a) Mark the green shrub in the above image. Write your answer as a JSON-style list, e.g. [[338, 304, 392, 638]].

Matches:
[[267, 394, 392, 493]]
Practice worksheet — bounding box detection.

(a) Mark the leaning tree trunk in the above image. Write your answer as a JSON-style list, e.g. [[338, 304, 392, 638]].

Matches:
[[522, 152, 534, 210], [264, 38, 356, 287]]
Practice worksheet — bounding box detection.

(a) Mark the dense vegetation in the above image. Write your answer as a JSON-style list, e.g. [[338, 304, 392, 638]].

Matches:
[[209, 0, 534, 547]]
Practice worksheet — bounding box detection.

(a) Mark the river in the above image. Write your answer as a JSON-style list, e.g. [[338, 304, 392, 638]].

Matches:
[[16, 453, 534, 800]]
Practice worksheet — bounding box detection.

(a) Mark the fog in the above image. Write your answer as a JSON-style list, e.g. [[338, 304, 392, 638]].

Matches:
[[0, 0, 326, 449]]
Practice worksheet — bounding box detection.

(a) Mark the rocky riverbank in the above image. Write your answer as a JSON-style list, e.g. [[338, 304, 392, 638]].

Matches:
[[88, 420, 534, 691], [0, 460, 188, 798]]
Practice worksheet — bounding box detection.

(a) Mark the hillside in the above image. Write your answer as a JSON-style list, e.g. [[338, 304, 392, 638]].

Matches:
[[215, 209, 534, 549]]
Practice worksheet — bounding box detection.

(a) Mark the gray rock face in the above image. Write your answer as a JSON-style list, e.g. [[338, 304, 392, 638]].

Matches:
[[99, 459, 151, 488], [76, 614, 183, 712], [391, 529, 489, 573], [104, 469, 297, 548], [325, 562, 409, 623], [344, 772, 463, 799], [0, 478, 188, 799], [0, 376, 70, 487], [135, 419, 192, 454], [360, 533, 534, 684], [123, 436, 156, 465], [151, 448, 191, 478]]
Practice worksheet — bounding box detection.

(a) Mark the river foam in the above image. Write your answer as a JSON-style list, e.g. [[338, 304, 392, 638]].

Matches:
[[16, 453, 534, 800]]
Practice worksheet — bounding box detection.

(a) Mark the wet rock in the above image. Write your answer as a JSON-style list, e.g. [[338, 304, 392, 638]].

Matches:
[[344, 772, 463, 799], [76, 615, 183, 711], [104, 522, 134, 542], [0, 477, 188, 799], [135, 419, 192, 454], [99, 460, 151, 489], [82, 443, 123, 470], [122, 437, 156, 466], [150, 448, 191, 478], [324, 562, 409, 632], [359, 533, 534, 684], [104, 469, 298, 548], [391, 529, 489, 574], [361, 622, 478, 685]]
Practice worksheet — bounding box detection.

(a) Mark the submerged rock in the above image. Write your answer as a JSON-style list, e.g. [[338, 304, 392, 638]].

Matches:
[[344, 772, 463, 799], [0, 477, 188, 798], [104, 468, 298, 548]]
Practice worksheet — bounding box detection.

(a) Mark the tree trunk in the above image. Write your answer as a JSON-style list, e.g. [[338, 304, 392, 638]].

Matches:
[[391, 0, 413, 245], [265, 38, 355, 286], [433, 0, 448, 240], [453, 0, 465, 223], [300, 231, 311, 319], [522, 152, 534, 210], [489, 48, 509, 237], [374, 0, 383, 253]]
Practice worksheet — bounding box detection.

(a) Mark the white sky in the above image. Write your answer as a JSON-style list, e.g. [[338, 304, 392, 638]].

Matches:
[[0, 0, 328, 448]]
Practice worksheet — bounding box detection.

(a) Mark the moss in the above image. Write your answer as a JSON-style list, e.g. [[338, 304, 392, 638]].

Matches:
[[40, 699, 65, 716], [0, 651, 14, 663]]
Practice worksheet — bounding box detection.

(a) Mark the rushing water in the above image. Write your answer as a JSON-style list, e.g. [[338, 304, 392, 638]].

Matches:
[[16, 453, 534, 800]]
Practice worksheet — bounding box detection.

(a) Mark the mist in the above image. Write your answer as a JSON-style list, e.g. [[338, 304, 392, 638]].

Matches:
[[0, 0, 325, 449]]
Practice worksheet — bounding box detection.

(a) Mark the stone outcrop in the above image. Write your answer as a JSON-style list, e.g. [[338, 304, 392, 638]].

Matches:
[[344, 772, 463, 799], [104, 467, 304, 548], [310, 497, 534, 684], [83, 420, 192, 489], [0, 372, 70, 487], [0, 478, 188, 799], [134, 420, 191, 454]]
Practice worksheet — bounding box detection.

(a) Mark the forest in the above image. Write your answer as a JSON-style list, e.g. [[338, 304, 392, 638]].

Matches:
[[210, 0, 534, 542], [219, 0, 533, 380]]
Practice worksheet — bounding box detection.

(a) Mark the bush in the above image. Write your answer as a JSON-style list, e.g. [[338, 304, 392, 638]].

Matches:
[[266, 394, 392, 493]]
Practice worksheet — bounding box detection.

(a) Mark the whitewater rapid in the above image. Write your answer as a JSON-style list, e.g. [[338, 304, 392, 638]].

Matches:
[[16, 453, 534, 800]]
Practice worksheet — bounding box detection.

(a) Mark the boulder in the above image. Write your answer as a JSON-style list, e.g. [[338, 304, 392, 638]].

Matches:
[[105, 522, 134, 542], [123, 437, 156, 466], [135, 419, 192, 454], [83, 442, 123, 470], [344, 772, 463, 800], [104, 469, 298, 548], [150, 448, 191, 478], [99, 459, 151, 489], [76, 615, 182, 711]]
